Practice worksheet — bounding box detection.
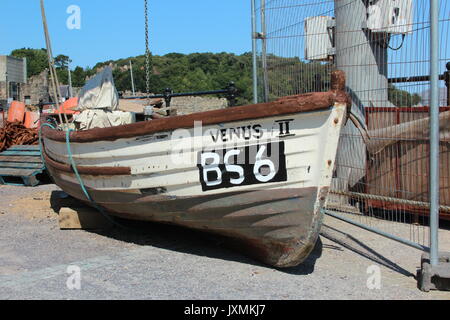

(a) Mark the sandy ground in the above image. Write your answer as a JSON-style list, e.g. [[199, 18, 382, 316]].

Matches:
[[0, 184, 449, 300]]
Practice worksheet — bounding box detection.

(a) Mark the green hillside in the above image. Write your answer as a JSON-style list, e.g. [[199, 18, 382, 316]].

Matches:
[[11, 48, 420, 107]]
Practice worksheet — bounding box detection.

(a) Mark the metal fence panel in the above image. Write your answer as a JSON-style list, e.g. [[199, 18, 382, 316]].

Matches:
[[253, 0, 450, 249]]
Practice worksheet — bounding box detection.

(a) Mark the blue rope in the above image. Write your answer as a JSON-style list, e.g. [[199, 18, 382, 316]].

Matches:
[[39, 123, 136, 232], [65, 129, 93, 202], [64, 129, 130, 230], [38, 123, 56, 167]]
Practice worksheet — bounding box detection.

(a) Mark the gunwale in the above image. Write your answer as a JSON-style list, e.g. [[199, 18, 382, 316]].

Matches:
[[42, 70, 349, 143]]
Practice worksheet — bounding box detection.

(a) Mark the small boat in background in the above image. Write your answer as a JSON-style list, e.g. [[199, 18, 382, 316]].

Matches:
[[41, 70, 350, 268]]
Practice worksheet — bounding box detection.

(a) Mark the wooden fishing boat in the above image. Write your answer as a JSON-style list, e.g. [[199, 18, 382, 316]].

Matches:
[[41, 70, 350, 267]]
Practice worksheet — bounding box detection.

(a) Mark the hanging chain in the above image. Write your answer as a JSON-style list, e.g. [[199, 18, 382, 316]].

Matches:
[[144, 0, 150, 102]]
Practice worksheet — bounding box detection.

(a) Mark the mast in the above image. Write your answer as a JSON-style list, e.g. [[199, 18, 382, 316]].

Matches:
[[130, 60, 136, 96], [40, 0, 69, 128], [68, 66, 73, 98]]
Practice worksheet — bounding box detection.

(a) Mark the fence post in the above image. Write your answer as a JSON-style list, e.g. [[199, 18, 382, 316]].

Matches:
[[251, 0, 258, 104], [429, 0, 440, 267], [260, 0, 269, 103], [445, 62, 450, 107]]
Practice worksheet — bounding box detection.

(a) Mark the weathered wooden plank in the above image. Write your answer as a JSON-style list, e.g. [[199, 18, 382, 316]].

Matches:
[[0, 168, 41, 177], [58, 207, 112, 230], [0, 162, 44, 169], [0, 175, 39, 186], [0, 151, 41, 156], [0, 156, 42, 163], [8, 145, 40, 151]]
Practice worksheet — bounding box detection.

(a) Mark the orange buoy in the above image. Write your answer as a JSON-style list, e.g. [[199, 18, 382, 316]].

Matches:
[[7, 101, 26, 123], [24, 111, 40, 129], [58, 97, 79, 114]]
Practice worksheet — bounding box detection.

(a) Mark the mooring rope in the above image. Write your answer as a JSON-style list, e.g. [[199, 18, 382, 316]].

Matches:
[[63, 129, 136, 230], [38, 123, 56, 166], [38, 122, 139, 232], [329, 190, 450, 213]]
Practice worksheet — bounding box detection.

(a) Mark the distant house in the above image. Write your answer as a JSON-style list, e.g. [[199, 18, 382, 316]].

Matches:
[[0, 55, 27, 107], [59, 85, 70, 100], [418, 87, 448, 107]]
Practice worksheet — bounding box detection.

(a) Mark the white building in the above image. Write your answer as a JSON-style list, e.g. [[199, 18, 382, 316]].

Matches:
[[0, 55, 27, 106]]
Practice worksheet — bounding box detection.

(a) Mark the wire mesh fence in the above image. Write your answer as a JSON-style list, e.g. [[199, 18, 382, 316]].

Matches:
[[253, 0, 450, 248], [254, 0, 336, 101]]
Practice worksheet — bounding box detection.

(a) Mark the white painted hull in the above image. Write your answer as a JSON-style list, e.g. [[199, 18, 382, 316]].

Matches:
[[41, 71, 350, 267], [44, 107, 345, 197]]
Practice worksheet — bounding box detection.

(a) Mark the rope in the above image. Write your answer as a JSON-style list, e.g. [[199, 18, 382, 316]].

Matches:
[[329, 190, 450, 213], [38, 123, 56, 166], [64, 129, 134, 230], [39, 122, 139, 232]]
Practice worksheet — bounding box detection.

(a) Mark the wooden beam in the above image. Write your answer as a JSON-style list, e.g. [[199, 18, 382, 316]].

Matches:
[[58, 207, 112, 230]]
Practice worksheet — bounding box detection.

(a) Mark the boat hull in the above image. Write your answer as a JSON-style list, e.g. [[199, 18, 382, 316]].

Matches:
[[46, 170, 326, 267], [42, 71, 349, 267]]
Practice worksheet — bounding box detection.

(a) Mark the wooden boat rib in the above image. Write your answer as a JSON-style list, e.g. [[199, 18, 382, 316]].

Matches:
[[42, 70, 350, 268]]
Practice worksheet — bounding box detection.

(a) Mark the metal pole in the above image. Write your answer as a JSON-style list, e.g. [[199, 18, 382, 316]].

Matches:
[[429, 0, 440, 267], [251, 0, 258, 104], [130, 60, 136, 96], [323, 210, 429, 252], [260, 0, 269, 103], [68, 67, 73, 98], [445, 62, 450, 107], [5, 71, 8, 103]]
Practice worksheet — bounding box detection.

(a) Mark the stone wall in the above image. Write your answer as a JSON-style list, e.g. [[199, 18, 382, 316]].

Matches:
[[118, 95, 228, 115], [0, 81, 6, 101], [118, 91, 228, 115], [21, 70, 50, 104], [171, 96, 228, 115]]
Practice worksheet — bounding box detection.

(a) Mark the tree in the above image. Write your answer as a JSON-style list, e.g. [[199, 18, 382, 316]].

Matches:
[[10, 48, 424, 108], [11, 48, 48, 77], [388, 85, 422, 107], [72, 66, 87, 87], [11, 48, 79, 86], [54, 54, 72, 69]]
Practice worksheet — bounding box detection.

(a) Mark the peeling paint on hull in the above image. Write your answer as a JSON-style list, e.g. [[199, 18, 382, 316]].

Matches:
[[46, 168, 326, 267], [41, 71, 349, 267]]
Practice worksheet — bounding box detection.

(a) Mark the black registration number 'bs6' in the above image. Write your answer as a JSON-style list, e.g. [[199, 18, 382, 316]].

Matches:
[[197, 141, 287, 191]]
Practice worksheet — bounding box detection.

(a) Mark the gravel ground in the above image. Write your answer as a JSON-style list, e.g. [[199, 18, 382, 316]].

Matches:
[[0, 184, 449, 300]]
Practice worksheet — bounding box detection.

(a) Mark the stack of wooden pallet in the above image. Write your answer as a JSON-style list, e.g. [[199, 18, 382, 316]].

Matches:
[[0, 145, 45, 186]]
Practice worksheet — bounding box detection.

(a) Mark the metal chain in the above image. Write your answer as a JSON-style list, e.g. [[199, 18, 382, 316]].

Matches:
[[144, 0, 150, 102]]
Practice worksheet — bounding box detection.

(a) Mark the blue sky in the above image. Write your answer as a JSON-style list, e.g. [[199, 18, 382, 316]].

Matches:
[[0, 0, 252, 68]]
